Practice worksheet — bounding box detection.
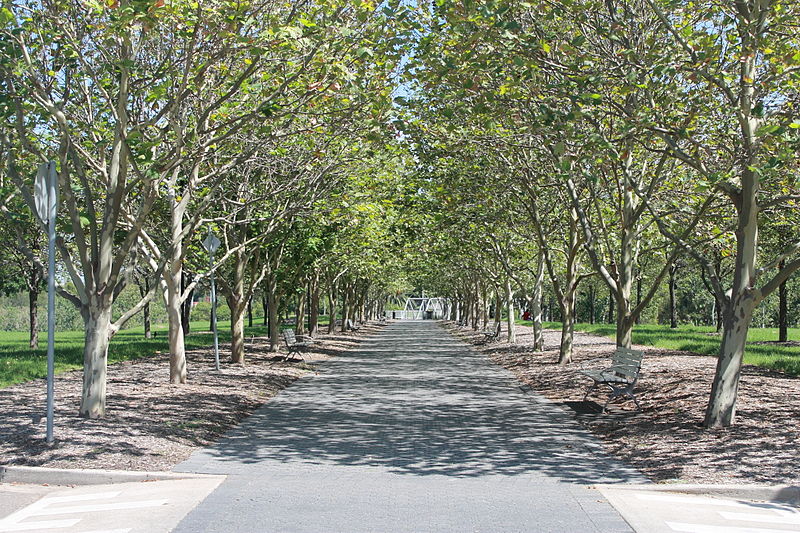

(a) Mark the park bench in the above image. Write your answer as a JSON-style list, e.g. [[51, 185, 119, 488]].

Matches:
[[480, 322, 501, 344], [282, 329, 314, 361], [346, 318, 361, 332], [580, 347, 644, 412]]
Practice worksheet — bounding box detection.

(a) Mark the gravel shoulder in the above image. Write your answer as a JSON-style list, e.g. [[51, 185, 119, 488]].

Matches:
[[446, 321, 800, 485], [0, 325, 379, 472]]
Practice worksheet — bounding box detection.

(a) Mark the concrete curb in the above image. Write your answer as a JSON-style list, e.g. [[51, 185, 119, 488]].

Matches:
[[595, 483, 800, 505], [0, 465, 223, 486]]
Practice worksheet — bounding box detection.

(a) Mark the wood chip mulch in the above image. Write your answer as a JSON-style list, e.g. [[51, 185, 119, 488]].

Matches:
[[447, 322, 800, 485], [0, 325, 380, 472]]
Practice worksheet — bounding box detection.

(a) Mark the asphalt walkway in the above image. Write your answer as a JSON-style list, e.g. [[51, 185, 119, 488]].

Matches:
[[173, 320, 646, 532]]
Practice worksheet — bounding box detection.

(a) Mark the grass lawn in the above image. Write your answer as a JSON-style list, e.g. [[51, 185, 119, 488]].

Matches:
[[0, 315, 331, 389], [515, 319, 800, 376]]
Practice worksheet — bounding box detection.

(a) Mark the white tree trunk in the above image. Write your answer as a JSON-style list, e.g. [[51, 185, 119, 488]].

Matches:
[[532, 253, 545, 351], [79, 306, 112, 418], [165, 281, 187, 382]]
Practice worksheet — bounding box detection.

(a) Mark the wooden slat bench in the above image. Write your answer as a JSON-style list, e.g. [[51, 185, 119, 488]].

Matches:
[[580, 347, 644, 412], [480, 322, 501, 344], [282, 329, 314, 361]]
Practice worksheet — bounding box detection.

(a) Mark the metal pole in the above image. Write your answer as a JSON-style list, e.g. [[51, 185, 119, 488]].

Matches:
[[45, 162, 56, 444], [210, 251, 220, 371]]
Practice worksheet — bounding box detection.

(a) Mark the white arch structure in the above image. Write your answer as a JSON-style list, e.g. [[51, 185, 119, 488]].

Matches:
[[392, 297, 449, 320]]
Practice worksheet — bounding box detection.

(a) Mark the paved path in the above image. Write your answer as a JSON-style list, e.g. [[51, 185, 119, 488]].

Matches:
[[173, 320, 646, 532]]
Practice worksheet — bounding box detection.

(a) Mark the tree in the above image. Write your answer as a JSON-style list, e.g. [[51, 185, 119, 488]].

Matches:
[[639, 0, 800, 427]]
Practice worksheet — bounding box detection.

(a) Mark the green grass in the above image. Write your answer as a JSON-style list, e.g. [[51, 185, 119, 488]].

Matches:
[[515, 319, 800, 376], [0, 315, 332, 389]]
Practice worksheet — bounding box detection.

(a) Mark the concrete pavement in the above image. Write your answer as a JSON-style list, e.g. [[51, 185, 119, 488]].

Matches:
[[0, 476, 224, 533], [598, 485, 800, 533], [173, 320, 646, 532]]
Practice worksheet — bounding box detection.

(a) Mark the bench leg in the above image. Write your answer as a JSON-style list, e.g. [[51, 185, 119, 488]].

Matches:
[[583, 381, 599, 402], [601, 384, 641, 412]]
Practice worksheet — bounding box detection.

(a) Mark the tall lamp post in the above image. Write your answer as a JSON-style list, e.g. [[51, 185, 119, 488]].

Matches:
[[34, 161, 58, 444], [202, 229, 221, 371]]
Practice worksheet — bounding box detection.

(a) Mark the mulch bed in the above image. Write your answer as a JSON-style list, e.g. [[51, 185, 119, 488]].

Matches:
[[447, 322, 800, 485], [0, 325, 381, 472]]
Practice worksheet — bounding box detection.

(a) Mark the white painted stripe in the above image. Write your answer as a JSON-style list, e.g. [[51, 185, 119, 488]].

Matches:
[[39, 492, 121, 505], [30, 499, 168, 516], [0, 518, 81, 532], [719, 511, 800, 525], [76, 529, 132, 533], [667, 521, 797, 533], [636, 493, 756, 508]]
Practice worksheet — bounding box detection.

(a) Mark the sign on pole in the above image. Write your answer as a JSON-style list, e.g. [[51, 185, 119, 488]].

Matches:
[[202, 232, 221, 255], [34, 161, 58, 444]]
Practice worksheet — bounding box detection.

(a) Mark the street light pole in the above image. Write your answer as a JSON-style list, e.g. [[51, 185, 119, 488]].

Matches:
[[36, 161, 58, 444], [203, 229, 221, 371], [210, 250, 220, 371]]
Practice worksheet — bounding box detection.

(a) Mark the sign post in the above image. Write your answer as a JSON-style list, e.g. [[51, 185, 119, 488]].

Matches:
[[35, 161, 58, 444], [202, 229, 221, 371]]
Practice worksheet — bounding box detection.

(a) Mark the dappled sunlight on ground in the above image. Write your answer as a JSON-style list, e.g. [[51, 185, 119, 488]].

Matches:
[[450, 321, 800, 484], [0, 325, 383, 471]]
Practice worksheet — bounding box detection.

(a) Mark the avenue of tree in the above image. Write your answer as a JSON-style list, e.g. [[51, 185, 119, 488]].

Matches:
[[1, 0, 799, 430]]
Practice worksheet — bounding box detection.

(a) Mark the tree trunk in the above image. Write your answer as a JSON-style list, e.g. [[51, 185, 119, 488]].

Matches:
[[635, 277, 642, 325], [588, 284, 595, 325], [704, 157, 760, 427], [139, 277, 151, 339], [607, 290, 614, 324], [669, 264, 679, 328], [227, 249, 248, 363], [262, 294, 268, 326], [248, 296, 253, 328], [181, 272, 193, 336], [28, 277, 39, 349], [616, 313, 634, 350], [359, 285, 369, 323], [340, 285, 350, 332], [481, 287, 489, 329], [143, 301, 151, 339], [166, 282, 187, 382], [295, 289, 306, 335], [558, 296, 575, 365], [309, 274, 320, 336], [706, 298, 754, 427], [166, 194, 187, 382], [267, 277, 280, 352], [79, 306, 112, 418], [532, 254, 545, 351], [505, 279, 516, 343], [327, 287, 338, 334], [779, 260, 788, 342], [230, 302, 246, 364]]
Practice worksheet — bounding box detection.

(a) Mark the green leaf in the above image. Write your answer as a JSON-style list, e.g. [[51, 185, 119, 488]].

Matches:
[[0, 7, 16, 26]]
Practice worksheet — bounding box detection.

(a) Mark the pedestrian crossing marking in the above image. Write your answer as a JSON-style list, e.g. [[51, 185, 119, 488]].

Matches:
[[75, 529, 132, 533], [667, 520, 799, 533], [719, 511, 800, 525], [38, 493, 122, 505], [30, 500, 168, 516], [635, 493, 793, 512], [0, 518, 82, 532], [0, 487, 166, 532]]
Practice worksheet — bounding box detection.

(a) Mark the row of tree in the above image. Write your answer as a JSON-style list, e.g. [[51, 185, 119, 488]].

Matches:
[[401, 0, 800, 428], [0, 0, 415, 418]]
